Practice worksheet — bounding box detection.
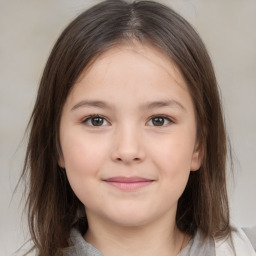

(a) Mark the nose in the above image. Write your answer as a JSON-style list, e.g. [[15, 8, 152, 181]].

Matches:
[[111, 125, 146, 164]]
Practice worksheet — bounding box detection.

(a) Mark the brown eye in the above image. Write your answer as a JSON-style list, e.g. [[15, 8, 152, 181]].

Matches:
[[148, 116, 172, 126], [83, 115, 109, 126], [152, 117, 165, 126], [91, 117, 104, 126]]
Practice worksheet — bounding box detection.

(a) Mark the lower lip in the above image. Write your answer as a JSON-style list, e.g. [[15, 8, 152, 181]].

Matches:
[[105, 181, 153, 191]]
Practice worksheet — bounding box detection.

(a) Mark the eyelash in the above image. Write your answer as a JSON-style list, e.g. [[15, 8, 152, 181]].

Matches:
[[82, 115, 110, 127], [147, 115, 173, 126], [81, 114, 174, 127]]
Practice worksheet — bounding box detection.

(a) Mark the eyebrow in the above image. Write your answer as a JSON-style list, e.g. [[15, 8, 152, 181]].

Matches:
[[71, 99, 186, 112], [141, 100, 186, 112], [71, 100, 113, 111]]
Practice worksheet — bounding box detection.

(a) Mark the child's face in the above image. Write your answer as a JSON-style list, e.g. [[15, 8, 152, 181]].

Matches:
[[59, 43, 201, 228]]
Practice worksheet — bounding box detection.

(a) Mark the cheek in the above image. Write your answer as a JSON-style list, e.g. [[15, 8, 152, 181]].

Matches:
[[61, 130, 109, 170], [60, 132, 108, 196], [63, 141, 95, 173], [160, 143, 192, 201], [152, 137, 195, 172], [149, 132, 195, 190]]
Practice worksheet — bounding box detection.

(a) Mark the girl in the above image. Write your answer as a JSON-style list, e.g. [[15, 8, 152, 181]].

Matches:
[[21, 0, 255, 255]]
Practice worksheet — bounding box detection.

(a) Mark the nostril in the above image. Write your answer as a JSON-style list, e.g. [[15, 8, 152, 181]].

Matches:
[[115, 157, 141, 162]]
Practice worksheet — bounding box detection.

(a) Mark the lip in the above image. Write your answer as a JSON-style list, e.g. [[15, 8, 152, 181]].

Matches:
[[103, 176, 154, 191]]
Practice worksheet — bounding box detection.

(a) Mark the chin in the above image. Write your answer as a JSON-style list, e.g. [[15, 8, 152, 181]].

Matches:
[[105, 211, 155, 228]]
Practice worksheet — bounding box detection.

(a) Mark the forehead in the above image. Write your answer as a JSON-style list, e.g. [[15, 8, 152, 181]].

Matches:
[[76, 42, 187, 90], [65, 42, 192, 111]]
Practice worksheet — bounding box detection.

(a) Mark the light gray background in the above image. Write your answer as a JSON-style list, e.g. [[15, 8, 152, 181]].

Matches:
[[0, 0, 255, 255]]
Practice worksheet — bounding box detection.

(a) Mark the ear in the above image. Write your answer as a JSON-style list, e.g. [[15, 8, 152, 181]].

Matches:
[[190, 140, 203, 171], [56, 140, 65, 168], [58, 155, 65, 168]]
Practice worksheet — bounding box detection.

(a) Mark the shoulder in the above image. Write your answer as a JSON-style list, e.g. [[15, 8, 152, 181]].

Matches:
[[215, 227, 256, 256]]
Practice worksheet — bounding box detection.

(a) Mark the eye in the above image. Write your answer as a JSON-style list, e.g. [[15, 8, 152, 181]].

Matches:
[[82, 115, 109, 127], [147, 116, 172, 126]]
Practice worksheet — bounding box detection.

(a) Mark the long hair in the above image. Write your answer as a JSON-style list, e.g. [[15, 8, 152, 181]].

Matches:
[[21, 1, 231, 255]]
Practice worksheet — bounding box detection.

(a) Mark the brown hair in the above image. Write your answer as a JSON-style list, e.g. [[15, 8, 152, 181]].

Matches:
[[21, 0, 231, 255]]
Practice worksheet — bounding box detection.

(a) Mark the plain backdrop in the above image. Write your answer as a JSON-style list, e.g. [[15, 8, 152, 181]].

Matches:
[[0, 0, 255, 255]]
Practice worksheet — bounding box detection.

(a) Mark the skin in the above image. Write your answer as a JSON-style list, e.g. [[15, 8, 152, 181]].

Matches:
[[59, 43, 202, 256]]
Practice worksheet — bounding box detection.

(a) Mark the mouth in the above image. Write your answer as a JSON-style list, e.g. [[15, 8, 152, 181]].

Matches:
[[103, 176, 154, 191]]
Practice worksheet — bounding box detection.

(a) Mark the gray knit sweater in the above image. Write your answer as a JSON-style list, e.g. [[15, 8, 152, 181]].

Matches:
[[63, 228, 215, 256]]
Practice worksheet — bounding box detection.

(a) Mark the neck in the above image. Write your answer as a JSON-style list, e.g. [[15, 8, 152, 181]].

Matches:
[[84, 212, 187, 256]]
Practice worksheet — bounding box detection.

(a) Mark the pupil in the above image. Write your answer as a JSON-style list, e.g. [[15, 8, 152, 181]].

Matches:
[[92, 117, 103, 126], [153, 117, 164, 126]]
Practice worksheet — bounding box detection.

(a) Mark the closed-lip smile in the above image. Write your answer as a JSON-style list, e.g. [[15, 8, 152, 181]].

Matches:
[[103, 176, 154, 191]]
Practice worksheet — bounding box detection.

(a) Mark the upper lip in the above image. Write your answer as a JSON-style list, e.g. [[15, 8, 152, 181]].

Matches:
[[103, 176, 154, 183]]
